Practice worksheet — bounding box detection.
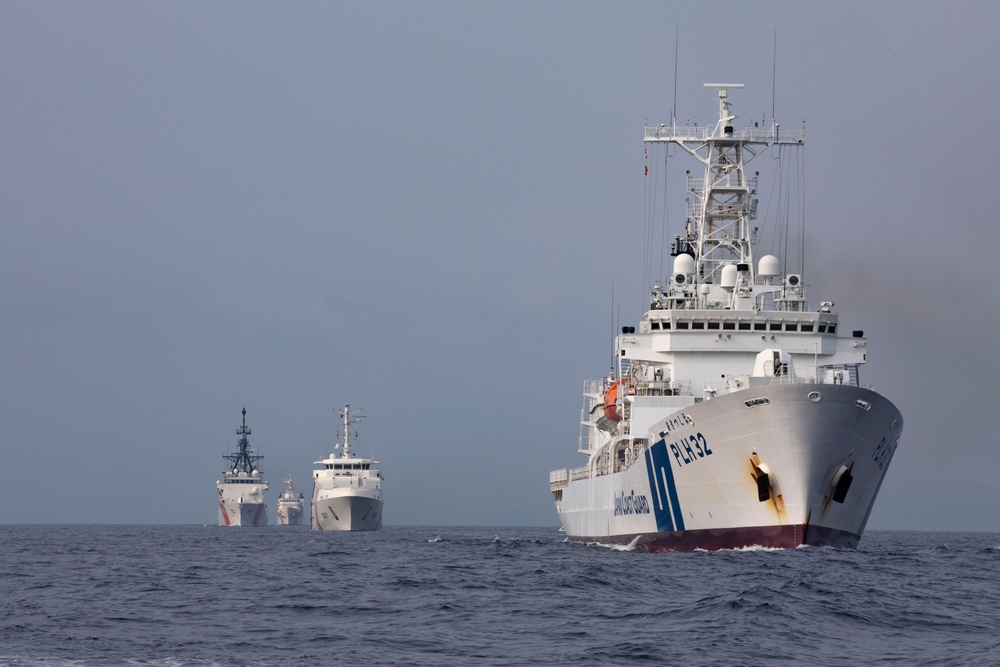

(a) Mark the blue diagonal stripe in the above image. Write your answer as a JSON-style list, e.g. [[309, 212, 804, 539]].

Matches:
[[650, 440, 685, 532], [645, 445, 674, 532]]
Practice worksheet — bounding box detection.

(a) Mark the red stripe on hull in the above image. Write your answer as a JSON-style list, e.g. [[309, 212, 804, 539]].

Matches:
[[219, 503, 230, 526], [568, 524, 860, 552]]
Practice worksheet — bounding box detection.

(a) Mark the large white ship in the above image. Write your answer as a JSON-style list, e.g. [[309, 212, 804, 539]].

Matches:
[[276, 474, 305, 526], [312, 405, 383, 531], [549, 84, 902, 551], [217, 408, 269, 527]]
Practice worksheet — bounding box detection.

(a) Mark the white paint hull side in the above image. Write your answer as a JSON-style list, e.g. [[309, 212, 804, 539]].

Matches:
[[312, 491, 382, 531], [276, 504, 304, 526], [217, 500, 268, 527], [555, 384, 902, 550]]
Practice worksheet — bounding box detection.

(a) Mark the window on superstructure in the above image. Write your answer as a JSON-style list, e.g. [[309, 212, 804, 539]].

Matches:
[[692, 322, 705, 330], [784, 324, 798, 332], [651, 322, 661, 330], [723, 322, 735, 330], [769, 323, 781, 331], [801, 324, 814, 332], [754, 323, 765, 331], [739, 322, 750, 331], [818, 325, 827, 333], [828, 325, 837, 334], [707, 322, 720, 330], [676, 322, 689, 330]]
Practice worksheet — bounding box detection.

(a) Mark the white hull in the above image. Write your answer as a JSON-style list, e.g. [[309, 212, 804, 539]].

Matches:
[[553, 384, 901, 550], [217, 499, 268, 527], [217, 409, 268, 527], [276, 502, 304, 526], [312, 491, 382, 531], [550, 84, 902, 550], [312, 405, 384, 532]]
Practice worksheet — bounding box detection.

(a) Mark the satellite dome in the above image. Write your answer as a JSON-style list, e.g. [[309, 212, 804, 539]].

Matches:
[[673, 254, 695, 276], [720, 264, 738, 289], [758, 255, 780, 277]]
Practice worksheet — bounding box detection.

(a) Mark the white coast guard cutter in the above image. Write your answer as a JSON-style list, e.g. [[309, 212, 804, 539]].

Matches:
[[217, 408, 269, 527], [312, 405, 383, 531], [549, 84, 902, 550]]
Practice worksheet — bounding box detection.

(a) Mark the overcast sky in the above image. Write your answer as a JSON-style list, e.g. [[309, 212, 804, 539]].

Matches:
[[2, 1, 998, 531]]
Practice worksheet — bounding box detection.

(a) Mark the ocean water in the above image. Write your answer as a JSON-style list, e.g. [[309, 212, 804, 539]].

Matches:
[[1, 525, 998, 666]]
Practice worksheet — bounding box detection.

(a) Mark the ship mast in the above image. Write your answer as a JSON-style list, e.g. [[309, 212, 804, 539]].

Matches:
[[339, 404, 365, 459], [224, 407, 263, 474], [645, 83, 803, 303]]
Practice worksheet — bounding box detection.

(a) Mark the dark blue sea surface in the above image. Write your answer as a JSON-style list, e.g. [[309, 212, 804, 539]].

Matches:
[[1, 525, 998, 666]]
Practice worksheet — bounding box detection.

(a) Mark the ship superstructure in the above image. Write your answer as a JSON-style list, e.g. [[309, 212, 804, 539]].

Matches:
[[549, 84, 902, 550], [217, 408, 269, 527], [276, 474, 305, 526], [312, 405, 383, 531]]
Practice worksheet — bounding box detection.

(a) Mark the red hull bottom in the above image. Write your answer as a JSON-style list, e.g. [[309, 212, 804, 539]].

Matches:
[[568, 524, 861, 552]]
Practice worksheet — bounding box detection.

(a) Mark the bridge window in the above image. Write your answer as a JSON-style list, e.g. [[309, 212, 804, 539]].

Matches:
[[707, 322, 720, 330]]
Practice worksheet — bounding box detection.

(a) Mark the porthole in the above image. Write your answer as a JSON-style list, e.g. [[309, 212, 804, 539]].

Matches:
[[808, 391, 822, 403]]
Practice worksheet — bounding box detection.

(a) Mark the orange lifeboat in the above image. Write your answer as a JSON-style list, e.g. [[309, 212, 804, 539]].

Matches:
[[603, 380, 622, 422]]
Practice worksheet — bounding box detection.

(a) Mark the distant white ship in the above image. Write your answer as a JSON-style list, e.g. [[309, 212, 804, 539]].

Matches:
[[217, 408, 269, 527], [276, 474, 305, 526], [312, 405, 383, 531], [549, 84, 902, 551]]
